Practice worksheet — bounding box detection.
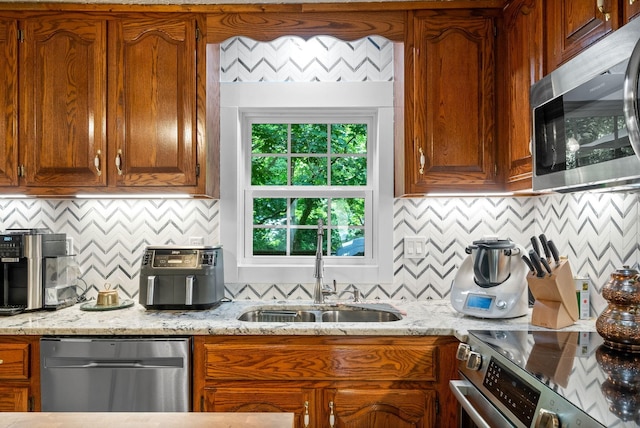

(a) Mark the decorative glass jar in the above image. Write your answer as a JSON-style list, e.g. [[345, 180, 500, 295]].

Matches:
[[596, 266, 640, 352]]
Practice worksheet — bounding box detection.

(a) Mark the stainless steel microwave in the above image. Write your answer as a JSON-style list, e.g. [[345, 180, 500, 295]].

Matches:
[[531, 17, 640, 193]]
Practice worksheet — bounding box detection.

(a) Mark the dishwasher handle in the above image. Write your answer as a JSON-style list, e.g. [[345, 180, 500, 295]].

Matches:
[[44, 357, 185, 369]]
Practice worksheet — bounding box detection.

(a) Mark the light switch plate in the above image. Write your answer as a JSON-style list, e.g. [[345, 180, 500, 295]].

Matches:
[[404, 236, 427, 259]]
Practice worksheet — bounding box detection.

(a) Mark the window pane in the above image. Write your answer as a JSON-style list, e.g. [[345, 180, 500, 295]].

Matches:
[[291, 124, 327, 153], [331, 157, 367, 185], [331, 198, 364, 226], [254, 198, 287, 225], [292, 157, 327, 185], [333, 230, 365, 256], [252, 157, 288, 185], [331, 124, 367, 154], [291, 228, 323, 256], [252, 124, 288, 153], [254, 228, 286, 255], [291, 198, 327, 226]]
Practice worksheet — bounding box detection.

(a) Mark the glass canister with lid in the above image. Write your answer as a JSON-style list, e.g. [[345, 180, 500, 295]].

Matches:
[[596, 266, 640, 352]]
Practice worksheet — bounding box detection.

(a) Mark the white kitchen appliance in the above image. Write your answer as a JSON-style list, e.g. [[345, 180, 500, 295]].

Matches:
[[450, 237, 529, 319]]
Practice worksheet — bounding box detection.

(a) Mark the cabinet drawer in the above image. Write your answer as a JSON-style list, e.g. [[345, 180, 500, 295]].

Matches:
[[203, 338, 437, 382], [0, 343, 29, 380]]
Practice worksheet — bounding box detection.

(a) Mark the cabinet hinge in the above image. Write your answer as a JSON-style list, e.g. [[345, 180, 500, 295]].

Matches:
[[28, 396, 34, 412], [17, 29, 24, 42], [493, 25, 497, 37], [196, 163, 200, 177], [435, 396, 440, 414], [200, 396, 204, 411], [195, 26, 200, 42]]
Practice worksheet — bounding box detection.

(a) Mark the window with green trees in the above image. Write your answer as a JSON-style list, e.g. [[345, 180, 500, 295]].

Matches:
[[249, 122, 369, 257]]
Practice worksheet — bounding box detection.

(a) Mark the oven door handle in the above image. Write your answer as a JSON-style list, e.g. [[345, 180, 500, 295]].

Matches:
[[450, 380, 515, 428]]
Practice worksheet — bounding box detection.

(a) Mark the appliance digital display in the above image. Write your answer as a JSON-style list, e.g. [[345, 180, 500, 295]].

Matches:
[[465, 294, 494, 310], [152, 250, 198, 268]]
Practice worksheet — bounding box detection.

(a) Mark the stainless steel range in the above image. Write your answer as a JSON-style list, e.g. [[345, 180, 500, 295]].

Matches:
[[451, 330, 639, 428]]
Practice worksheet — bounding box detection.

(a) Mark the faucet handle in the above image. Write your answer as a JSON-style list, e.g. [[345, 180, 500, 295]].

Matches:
[[345, 286, 361, 302]]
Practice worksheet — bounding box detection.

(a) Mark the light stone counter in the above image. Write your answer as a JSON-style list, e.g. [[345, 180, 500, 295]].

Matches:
[[0, 299, 596, 337]]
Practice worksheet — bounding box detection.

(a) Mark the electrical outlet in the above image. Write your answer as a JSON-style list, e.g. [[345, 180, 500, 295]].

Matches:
[[65, 237, 75, 255], [189, 236, 204, 246], [404, 236, 427, 259]]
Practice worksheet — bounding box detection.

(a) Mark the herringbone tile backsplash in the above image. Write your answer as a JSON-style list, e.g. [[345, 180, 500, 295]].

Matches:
[[0, 193, 637, 315]]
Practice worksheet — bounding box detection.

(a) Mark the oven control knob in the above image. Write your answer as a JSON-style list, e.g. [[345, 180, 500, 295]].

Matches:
[[466, 351, 482, 371], [536, 408, 560, 428], [456, 343, 471, 361]]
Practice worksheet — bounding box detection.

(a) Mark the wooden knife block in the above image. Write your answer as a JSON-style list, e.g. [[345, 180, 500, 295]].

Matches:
[[527, 259, 579, 329]]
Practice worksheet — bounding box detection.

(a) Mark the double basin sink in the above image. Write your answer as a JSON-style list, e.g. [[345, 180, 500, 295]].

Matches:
[[237, 303, 403, 323]]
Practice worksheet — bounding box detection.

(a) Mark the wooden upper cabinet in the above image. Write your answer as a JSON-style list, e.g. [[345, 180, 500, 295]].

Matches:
[[0, 19, 17, 187], [406, 10, 498, 194], [108, 17, 198, 188], [544, 0, 619, 72], [19, 17, 107, 188], [500, 0, 543, 190]]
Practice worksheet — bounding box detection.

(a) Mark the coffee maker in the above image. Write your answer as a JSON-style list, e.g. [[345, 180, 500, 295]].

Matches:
[[0, 229, 68, 314], [450, 237, 529, 319]]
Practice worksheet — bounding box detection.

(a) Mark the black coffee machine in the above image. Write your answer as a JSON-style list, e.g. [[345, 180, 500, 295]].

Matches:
[[138, 245, 224, 309], [0, 229, 68, 314]]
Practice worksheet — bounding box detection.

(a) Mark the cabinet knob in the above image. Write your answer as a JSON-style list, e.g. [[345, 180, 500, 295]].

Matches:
[[0, 359, 3, 364]]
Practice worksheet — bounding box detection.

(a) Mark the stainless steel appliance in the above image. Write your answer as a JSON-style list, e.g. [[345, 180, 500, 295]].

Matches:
[[0, 229, 68, 315], [40, 337, 190, 412], [450, 238, 529, 319], [531, 16, 640, 193], [451, 330, 636, 428], [138, 245, 224, 309]]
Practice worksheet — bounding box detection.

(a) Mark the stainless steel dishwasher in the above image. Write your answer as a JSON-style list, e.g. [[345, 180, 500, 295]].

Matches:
[[40, 337, 190, 412]]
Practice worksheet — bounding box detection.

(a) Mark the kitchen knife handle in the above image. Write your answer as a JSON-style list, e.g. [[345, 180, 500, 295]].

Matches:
[[521, 255, 535, 273], [547, 240, 560, 263], [529, 250, 545, 277], [539, 234, 551, 260], [540, 257, 552, 275], [530, 236, 541, 257]]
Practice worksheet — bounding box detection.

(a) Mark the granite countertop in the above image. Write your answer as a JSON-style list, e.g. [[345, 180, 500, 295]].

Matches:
[[0, 299, 597, 337]]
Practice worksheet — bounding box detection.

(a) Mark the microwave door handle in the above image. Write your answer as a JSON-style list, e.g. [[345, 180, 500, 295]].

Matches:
[[623, 38, 640, 159]]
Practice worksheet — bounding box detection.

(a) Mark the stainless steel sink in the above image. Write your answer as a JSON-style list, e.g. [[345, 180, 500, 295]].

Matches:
[[237, 304, 402, 323], [237, 309, 317, 323], [321, 309, 401, 322]]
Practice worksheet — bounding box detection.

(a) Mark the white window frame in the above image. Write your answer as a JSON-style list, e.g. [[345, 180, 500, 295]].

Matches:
[[220, 82, 393, 285]]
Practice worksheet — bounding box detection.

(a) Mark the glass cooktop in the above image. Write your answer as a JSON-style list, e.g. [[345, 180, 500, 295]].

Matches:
[[469, 330, 640, 428]]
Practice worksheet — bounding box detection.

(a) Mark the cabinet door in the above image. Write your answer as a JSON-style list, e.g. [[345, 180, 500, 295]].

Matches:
[[545, 0, 618, 72], [108, 17, 197, 188], [0, 386, 29, 412], [408, 11, 497, 193], [203, 386, 315, 428], [625, 0, 640, 22], [324, 388, 436, 428], [20, 17, 107, 187], [500, 0, 543, 190], [0, 19, 17, 187]]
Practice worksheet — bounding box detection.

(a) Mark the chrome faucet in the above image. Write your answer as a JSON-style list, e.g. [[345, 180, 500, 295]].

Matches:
[[313, 220, 335, 303]]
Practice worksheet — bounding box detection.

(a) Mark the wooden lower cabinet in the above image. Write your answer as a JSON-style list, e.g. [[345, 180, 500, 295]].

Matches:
[[0, 336, 40, 412], [194, 336, 459, 428]]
